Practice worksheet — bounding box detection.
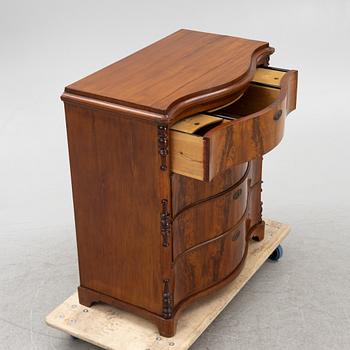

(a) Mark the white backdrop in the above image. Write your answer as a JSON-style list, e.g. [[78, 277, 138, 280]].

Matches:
[[1, 0, 349, 232], [1, 1, 350, 349]]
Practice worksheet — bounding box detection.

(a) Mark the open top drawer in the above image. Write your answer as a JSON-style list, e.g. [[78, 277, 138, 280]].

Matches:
[[170, 67, 298, 181]]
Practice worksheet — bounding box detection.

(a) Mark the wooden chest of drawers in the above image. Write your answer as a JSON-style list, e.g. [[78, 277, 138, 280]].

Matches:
[[62, 29, 298, 337]]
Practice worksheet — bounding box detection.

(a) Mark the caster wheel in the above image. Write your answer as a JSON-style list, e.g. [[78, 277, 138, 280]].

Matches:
[[269, 245, 283, 261]]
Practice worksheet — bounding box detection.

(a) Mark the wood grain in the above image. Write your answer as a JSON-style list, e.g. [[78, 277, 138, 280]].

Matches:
[[170, 114, 222, 134], [205, 72, 298, 179], [61, 30, 297, 337], [173, 221, 246, 305], [168, 69, 297, 181], [46, 219, 290, 350], [64, 29, 273, 122], [65, 104, 166, 315]]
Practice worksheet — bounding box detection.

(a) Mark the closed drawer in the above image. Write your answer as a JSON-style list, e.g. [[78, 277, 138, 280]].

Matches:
[[173, 177, 248, 258], [171, 161, 249, 216], [170, 67, 298, 181], [173, 220, 247, 306]]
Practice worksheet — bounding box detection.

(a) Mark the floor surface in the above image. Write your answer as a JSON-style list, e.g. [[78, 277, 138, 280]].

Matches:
[[1, 1, 350, 349], [1, 216, 350, 350]]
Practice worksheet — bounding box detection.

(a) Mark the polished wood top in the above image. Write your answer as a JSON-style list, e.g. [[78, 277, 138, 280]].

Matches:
[[65, 29, 273, 121]]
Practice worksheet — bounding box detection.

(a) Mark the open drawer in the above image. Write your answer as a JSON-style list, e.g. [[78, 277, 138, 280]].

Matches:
[[170, 67, 298, 181]]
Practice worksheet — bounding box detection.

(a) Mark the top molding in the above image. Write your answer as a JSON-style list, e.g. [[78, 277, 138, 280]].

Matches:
[[63, 29, 274, 123]]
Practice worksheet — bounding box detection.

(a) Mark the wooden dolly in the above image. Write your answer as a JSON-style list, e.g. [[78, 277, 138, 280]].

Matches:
[[46, 219, 289, 350]]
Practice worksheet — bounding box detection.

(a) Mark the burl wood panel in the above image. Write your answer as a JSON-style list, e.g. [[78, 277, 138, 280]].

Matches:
[[170, 132, 205, 180], [173, 221, 246, 306], [171, 158, 263, 216], [65, 29, 273, 121], [205, 71, 297, 179], [168, 69, 297, 181], [248, 182, 263, 226], [65, 104, 164, 315], [171, 159, 264, 309], [172, 178, 248, 257], [46, 220, 291, 350], [171, 162, 248, 216]]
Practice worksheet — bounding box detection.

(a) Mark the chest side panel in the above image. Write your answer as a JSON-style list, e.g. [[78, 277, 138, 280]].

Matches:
[[65, 104, 164, 314]]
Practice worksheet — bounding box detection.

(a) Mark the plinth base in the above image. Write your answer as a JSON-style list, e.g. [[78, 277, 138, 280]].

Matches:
[[46, 219, 290, 350]]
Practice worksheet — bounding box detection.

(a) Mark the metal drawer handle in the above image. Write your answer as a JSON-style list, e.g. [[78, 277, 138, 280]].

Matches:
[[273, 110, 283, 121], [232, 230, 241, 241], [233, 188, 242, 200]]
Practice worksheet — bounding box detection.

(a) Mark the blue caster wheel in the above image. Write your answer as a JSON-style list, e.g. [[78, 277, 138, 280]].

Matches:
[[269, 245, 283, 261]]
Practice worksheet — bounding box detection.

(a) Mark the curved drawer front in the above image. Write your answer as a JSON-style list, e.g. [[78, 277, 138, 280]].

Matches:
[[171, 162, 249, 216], [173, 221, 246, 306], [206, 85, 288, 179], [173, 179, 248, 257], [170, 68, 297, 181]]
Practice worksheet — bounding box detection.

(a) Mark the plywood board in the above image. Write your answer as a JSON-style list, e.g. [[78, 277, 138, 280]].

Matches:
[[252, 68, 286, 87], [46, 219, 290, 350], [170, 114, 222, 134]]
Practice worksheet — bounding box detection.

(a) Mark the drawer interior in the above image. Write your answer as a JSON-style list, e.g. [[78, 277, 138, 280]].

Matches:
[[208, 84, 280, 119], [170, 68, 287, 180]]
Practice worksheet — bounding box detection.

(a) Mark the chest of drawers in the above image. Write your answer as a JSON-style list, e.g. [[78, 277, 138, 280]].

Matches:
[[62, 29, 298, 337]]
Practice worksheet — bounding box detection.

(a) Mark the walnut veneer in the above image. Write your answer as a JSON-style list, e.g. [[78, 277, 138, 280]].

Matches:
[[62, 29, 298, 337]]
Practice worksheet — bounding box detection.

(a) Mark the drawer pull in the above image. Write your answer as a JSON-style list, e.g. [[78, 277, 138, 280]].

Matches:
[[273, 110, 283, 121], [232, 230, 241, 241], [233, 188, 242, 200]]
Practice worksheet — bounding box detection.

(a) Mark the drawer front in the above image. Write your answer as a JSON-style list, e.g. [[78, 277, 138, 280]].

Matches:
[[173, 220, 246, 306], [170, 68, 298, 181], [171, 161, 249, 216], [173, 178, 248, 257], [206, 86, 288, 179]]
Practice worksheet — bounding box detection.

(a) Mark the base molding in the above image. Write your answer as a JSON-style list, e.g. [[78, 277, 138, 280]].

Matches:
[[250, 220, 266, 241], [78, 286, 175, 337], [46, 219, 290, 349], [77, 219, 264, 337]]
